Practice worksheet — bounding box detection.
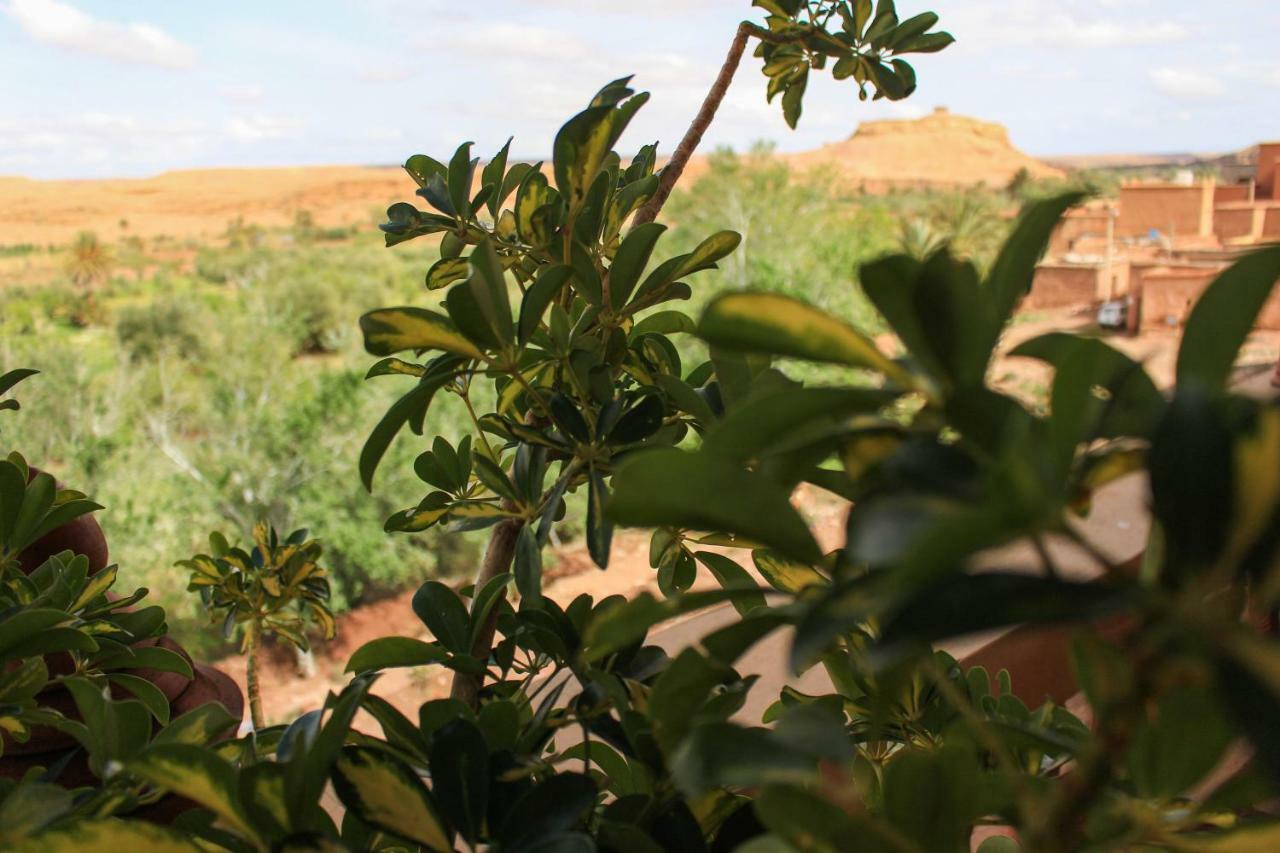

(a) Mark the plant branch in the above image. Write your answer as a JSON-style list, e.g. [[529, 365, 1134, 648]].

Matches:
[[450, 512, 521, 709], [245, 621, 265, 731], [631, 21, 755, 228]]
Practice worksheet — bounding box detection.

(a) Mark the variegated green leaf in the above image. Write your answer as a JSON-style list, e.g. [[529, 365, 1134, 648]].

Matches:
[[127, 744, 255, 839], [11, 819, 201, 852], [332, 746, 452, 851], [699, 292, 911, 385], [426, 256, 470, 291], [360, 307, 483, 360]]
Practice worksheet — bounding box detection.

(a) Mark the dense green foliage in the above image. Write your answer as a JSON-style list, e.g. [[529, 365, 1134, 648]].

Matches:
[[0, 158, 1033, 653], [0, 238, 481, 653]]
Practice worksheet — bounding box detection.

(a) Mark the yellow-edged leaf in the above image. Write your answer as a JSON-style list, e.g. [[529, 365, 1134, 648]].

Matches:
[[332, 747, 452, 851], [673, 230, 741, 278], [126, 744, 255, 840], [386, 504, 451, 533], [310, 603, 337, 641], [752, 549, 829, 594], [515, 171, 553, 247], [360, 307, 483, 360], [449, 502, 519, 520], [11, 819, 201, 852], [67, 564, 118, 612], [426, 256, 470, 291], [698, 292, 911, 385]]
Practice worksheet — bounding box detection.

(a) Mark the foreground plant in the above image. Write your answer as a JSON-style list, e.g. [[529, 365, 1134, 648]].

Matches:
[[357, 0, 951, 710], [181, 522, 335, 730], [602, 219, 1280, 849]]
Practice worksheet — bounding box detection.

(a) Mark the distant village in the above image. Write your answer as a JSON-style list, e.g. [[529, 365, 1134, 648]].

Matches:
[[1030, 142, 1280, 334]]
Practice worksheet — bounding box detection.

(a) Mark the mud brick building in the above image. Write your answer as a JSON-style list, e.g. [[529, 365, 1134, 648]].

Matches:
[[1029, 142, 1280, 333]]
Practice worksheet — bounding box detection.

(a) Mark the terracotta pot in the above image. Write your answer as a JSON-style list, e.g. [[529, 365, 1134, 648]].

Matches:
[[0, 661, 244, 797], [4, 638, 196, 756], [16, 466, 109, 576]]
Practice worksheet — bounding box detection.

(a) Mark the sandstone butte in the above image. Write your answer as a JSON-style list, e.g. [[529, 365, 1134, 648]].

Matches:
[[0, 108, 1061, 246]]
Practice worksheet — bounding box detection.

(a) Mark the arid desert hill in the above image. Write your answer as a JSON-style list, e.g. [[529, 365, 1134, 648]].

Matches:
[[785, 106, 1064, 189], [0, 109, 1063, 245], [0, 166, 410, 246]]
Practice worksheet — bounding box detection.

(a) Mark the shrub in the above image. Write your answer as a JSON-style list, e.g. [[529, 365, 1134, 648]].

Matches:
[[115, 297, 206, 360]]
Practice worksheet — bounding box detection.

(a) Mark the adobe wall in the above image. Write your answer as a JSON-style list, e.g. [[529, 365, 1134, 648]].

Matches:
[[1049, 211, 1111, 256], [1256, 143, 1280, 199], [1214, 183, 1254, 204], [1117, 183, 1214, 239], [1026, 264, 1101, 310], [1140, 267, 1280, 331], [1264, 206, 1280, 239], [1213, 205, 1263, 242]]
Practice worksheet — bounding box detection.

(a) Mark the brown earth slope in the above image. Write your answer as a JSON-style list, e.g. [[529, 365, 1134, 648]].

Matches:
[[0, 166, 408, 245]]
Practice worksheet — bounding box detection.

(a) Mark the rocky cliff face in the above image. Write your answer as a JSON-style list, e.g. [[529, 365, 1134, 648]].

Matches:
[[788, 107, 1063, 189]]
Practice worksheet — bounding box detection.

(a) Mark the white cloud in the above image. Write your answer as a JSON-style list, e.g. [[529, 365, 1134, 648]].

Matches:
[[220, 84, 265, 103], [0, 112, 209, 174], [3, 0, 196, 68], [225, 114, 304, 143], [1149, 67, 1227, 100], [947, 2, 1190, 50]]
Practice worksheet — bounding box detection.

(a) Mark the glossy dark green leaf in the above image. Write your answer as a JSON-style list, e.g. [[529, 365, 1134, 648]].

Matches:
[[1214, 632, 1280, 785], [1011, 332, 1164, 441], [360, 371, 455, 491], [447, 142, 476, 219], [860, 250, 986, 390], [412, 582, 472, 655], [1129, 684, 1232, 799], [515, 524, 542, 605], [518, 265, 573, 344], [649, 649, 738, 753], [882, 746, 982, 852], [609, 222, 666, 309], [583, 589, 754, 661], [878, 572, 1127, 654], [702, 387, 890, 462], [609, 449, 821, 564], [1148, 389, 1237, 581], [428, 719, 490, 843], [693, 552, 766, 615], [980, 192, 1087, 353], [607, 395, 664, 445], [753, 784, 880, 853], [549, 394, 592, 443], [496, 773, 598, 847], [467, 239, 514, 347], [345, 637, 449, 673], [587, 469, 612, 569], [482, 137, 512, 218], [671, 723, 813, 794]]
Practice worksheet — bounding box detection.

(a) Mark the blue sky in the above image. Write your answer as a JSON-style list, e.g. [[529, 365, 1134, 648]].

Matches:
[[2, 0, 1278, 179]]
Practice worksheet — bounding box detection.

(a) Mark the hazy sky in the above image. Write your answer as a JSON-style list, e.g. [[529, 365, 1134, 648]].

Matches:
[[3, 0, 1278, 179]]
